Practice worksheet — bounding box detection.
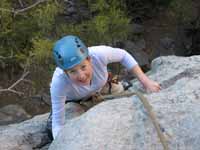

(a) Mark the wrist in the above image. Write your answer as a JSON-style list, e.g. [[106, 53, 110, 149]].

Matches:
[[131, 65, 150, 86], [137, 74, 150, 86]]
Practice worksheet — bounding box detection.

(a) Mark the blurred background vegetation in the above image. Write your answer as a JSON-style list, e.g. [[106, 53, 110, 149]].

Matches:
[[0, 0, 198, 94]]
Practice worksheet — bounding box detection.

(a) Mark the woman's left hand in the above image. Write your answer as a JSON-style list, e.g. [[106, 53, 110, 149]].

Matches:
[[142, 78, 161, 92]]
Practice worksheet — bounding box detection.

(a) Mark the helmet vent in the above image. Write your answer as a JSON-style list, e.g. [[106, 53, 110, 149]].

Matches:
[[75, 38, 78, 43], [58, 55, 61, 59], [54, 51, 64, 66], [75, 38, 81, 47], [55, 52, 62, 59]]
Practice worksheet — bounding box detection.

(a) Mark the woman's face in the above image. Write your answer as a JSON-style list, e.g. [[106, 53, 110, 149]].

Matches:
[[65, 57, 93, 85]]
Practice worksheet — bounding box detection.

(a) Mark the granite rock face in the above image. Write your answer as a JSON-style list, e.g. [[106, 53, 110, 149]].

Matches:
[[0, 114, 50, 150], [49, 55, 200, 150]]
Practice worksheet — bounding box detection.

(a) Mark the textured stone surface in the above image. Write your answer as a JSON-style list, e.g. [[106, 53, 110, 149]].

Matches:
[[0, 114, 50, 150], [0, 104, 31, 125], [49, 55, 200, 150]]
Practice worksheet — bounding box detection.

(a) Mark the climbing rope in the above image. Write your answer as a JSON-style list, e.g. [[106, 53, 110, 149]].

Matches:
[[100, 91, 169, 150]]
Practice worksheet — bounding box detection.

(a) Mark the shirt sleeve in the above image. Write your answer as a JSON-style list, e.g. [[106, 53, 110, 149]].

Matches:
[[50, 72, 66, 139], [90, 45, 138, 70]]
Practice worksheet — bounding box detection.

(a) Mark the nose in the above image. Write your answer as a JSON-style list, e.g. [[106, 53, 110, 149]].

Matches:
[[77, 70, 86, 80]]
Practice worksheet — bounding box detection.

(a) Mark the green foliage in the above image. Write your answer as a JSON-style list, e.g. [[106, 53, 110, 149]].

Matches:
[[30, 2, 61, 36], [90, 7, 130, 44], [89, 0, 110, 12], [56, 0, 130, 45], [55, 24, 83, 38], [169, 0, 194, 23], [0, 0, 60, 71], [0, 0, 12, 33], [0, 0, 13, 55], [0, 0, 63, 92], [31, 38, 54, 65], [29, 38, 55, 91]]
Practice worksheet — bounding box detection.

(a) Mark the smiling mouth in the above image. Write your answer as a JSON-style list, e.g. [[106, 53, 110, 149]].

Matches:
[[79, 79, 89, 83], [80, 78, 92, 85]]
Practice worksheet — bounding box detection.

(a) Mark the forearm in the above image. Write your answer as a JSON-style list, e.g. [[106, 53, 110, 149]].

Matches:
[[130, 65, 149, 85], [129, 65, 161, 92], [52, 107, 65, 139], [51, 94, 66, 139]]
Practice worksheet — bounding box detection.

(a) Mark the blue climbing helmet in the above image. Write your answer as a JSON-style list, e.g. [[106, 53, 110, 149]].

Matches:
[[53, 35, 89, 70]]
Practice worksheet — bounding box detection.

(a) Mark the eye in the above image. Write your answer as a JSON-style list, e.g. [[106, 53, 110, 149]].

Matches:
[[81, 65, 86, 70], [68, 70, 76, 74]]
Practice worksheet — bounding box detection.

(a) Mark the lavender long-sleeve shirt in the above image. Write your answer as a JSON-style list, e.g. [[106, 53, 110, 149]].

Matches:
[[50, 45, 138, 139]]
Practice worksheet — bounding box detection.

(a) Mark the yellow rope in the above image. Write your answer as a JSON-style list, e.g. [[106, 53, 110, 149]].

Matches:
[[101, 91, 169, 150]]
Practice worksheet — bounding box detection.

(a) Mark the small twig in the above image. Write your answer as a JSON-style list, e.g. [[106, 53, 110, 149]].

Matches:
[[9, 72, 29, 89], [0, 56, 7, 59], [0, 55, 12, 59], [0, 51, 14, 60], [0, 89, 24, 95], [0, 0, 49, 16], [23, 79, 33, 84], [14, 0, 48, 15], [0, 71, 29, 96], [18, 0, 24, 8], [54, 0, 59, 5]]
